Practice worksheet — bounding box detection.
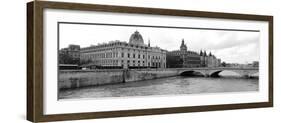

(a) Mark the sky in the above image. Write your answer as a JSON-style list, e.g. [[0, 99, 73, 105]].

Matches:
[[59, 23, 260, 64]]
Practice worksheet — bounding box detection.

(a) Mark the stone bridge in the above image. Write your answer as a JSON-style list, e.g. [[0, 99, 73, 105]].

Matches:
[[59, 67, 258, 89], [172, 67, 259, 77]]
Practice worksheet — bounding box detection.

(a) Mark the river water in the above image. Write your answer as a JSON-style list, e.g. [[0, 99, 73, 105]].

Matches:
[[59, 72, 259, 99]]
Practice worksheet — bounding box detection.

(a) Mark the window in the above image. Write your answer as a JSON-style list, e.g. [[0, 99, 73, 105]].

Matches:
[[143, 55, 145, 59], [133, 54, 135, 58], [121, 52, 124, 57], [128, 53, 130, 58], [138, 54, 140, 59]]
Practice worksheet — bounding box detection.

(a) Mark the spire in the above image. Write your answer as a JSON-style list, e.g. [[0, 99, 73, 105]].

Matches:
[[209, 52, 212, 56], [204, 50, 207, 56], [200, 50, 203, 56], [148, 38, 150, 47]]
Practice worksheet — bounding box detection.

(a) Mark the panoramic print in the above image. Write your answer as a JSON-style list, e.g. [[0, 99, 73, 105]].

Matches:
[[58, 22, 259, 99]]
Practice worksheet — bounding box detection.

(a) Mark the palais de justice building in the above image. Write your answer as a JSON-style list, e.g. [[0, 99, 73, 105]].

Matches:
[[166, 39, 221, 68], [80, 31, 167, 69], [167, 39, 201, 68]]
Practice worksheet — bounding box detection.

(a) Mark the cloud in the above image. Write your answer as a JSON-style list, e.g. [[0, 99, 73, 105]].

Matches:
[[214, 42, 259, 63], [190, 31, 259, 51], [60, 23, 260, 64]]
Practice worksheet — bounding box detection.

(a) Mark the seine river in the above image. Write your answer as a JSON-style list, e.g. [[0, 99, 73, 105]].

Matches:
[[59, 71, 258, 99]]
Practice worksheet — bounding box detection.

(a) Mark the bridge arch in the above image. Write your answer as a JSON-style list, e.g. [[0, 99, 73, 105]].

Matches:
[[209, 70, 258, 77], [180, 70, 205, 77], [209, 70, 223, 77]]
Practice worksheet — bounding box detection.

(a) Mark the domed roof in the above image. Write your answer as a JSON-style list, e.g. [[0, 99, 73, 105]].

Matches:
[[129, 30, 144, 45]]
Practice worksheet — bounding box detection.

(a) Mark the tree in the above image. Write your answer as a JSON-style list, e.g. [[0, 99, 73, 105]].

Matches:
[[79, 59, 93, 65], [59, 52, 80, 64], [59, 53, 72, 64], [221, 62, 226, 67], [166, 55, 183, 68]]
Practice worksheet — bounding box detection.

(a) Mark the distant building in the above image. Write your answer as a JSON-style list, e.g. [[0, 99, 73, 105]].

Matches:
[[80, 31, 166, 69], [167, 39, 201, 68], [59, 44, 80, 64], [252, 61, 259, 67]]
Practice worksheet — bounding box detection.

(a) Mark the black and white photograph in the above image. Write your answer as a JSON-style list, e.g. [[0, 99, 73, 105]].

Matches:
[[58, 22, 259, 100], [26, 1, 273, 122], [23, 1, 275, 122]]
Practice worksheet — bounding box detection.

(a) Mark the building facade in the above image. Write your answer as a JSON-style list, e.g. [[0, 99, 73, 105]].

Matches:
[[166, 39, 222, 68], [252, 61, 259, 67], [200, 50, 221, 67], [167, 39, 201, 68], [80, 31, 166, 69]]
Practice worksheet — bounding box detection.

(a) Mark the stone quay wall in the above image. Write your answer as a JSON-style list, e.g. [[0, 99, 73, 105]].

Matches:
[[59, 69, 179, 90]]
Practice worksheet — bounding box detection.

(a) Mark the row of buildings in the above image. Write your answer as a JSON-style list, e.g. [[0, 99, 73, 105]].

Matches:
[[59, 31, 222, 69]]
